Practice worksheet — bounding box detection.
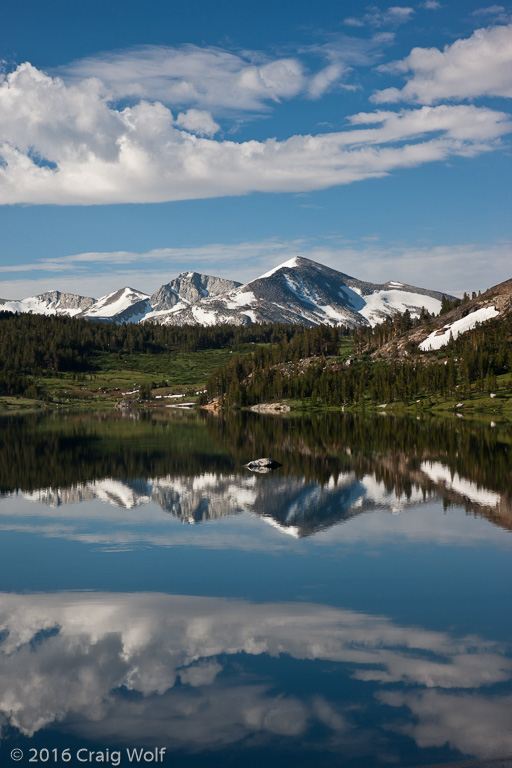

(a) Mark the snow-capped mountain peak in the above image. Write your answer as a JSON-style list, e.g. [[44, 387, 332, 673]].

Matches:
[[259, 256, 304, 279], [0, 258, 455, 328], [159, 255, 446, 329], [78, 287, 151, 323], [0, 291, 96, 317], [83, 287, 149, 316]]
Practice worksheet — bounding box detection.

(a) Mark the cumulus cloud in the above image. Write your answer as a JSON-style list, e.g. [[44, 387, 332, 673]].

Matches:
[[373, 23, 512, 103], [0, 62, 509, 206], [175, 109, 219, 136]]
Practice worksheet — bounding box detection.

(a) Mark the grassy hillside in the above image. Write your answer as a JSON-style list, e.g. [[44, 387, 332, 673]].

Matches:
[[0, 312, 287, 410]]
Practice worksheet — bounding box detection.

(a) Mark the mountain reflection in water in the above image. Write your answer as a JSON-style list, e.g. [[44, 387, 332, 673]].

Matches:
[[0, 410, 511, 536]]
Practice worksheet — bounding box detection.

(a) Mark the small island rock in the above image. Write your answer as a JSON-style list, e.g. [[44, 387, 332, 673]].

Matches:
[[244, 458, 282, 473]]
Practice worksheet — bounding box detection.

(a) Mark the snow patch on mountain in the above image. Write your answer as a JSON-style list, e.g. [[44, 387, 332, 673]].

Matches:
[[225, 291, 256, 308], [81, 287, 150, 319], [191, 306, 224, 325], [419, 306, 499, 351], [338, 286, 366, 312], [284, 274, 320, 305], [360, 290, 442, 326], [0, 291, 95, 317], [322, 305, 350, 322], [0, 297, 59, 316]]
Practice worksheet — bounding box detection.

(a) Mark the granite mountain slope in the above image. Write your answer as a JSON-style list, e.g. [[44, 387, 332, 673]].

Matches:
[[145, 257, 450, 328], [0, 258, 452, 328], [373, 278, 512, 358]]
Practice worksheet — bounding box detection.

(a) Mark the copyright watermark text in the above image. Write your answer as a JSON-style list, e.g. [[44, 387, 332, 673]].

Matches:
[[10, 747, 167, 765]]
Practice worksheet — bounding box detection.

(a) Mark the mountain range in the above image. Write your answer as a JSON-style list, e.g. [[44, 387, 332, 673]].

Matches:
[[0, 256, 451, 328]]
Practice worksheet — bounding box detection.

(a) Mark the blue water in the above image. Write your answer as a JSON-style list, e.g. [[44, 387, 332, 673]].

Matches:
[[0, 412, 511, 768]]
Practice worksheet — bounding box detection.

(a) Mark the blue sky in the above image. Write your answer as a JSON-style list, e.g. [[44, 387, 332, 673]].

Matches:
[[0, 0, 511, 299]]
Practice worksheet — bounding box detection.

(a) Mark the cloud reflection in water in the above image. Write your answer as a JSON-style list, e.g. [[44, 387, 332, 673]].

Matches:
[[0, 591, 511, 760]]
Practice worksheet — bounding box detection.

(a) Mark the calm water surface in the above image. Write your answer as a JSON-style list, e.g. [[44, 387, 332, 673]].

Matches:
[[0, 410, 511, 768]]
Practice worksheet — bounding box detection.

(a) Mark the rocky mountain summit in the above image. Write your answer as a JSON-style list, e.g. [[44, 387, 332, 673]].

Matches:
[[151, 256, 449, 328], [0, 257, 454, 328], [150, 272, 241, 312]]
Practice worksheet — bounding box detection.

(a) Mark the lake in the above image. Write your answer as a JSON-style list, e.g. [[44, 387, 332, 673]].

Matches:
[[1, 409, 511, 768]]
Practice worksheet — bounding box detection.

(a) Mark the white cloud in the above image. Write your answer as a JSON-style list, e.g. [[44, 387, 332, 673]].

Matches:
[[472, 5, 512, 23], [175, 109, 219, 137], [388, 6, 415, 19], [57, 45, 313, 113], [344, 17, 365, 28], [422, 1, 441, 8], [0, 63, 121, 162], [373, 23, 512, 103], [298, 34, 396, 96], [307, 63, 347, 99], [0, 63, 509, 206], [472, 4, 505, 15], [59, 38, 394, 111], [345, 5, 415, 28], [0, 239, 510, 299]]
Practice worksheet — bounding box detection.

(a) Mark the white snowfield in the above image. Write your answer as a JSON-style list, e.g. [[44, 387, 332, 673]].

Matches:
[[419, 306, 499, 351], [322, 305, 351, 322], [84, 287, 149, 318], [225, 290, 256, 308], [360, 290, 442, 327], [191, 305, 233, 325], [0, 296, 85, 317]]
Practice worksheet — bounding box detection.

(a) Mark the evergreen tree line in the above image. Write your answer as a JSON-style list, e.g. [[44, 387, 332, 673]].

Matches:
[[2, 412, 509, 524], [206, 313, 512, 407], [0, 311, 300, 396], [1, 304, 510, 405], [353, 308, 427, 354]]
